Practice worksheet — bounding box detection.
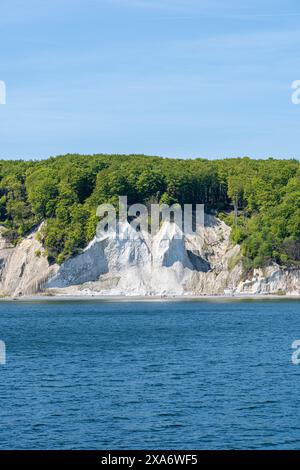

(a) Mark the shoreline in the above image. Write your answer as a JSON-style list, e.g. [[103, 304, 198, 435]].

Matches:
[[2, 293, 300, 302]]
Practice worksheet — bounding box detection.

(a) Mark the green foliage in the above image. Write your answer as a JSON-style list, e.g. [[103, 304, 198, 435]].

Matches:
[[0, 154, 298, 267], [228, 252, 241, 271]]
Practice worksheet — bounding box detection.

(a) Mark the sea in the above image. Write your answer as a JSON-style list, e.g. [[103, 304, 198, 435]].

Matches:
[[0, 299, 300, 450]]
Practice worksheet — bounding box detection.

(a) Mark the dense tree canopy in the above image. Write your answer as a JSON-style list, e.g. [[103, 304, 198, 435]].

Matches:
[[0, 154, 299, 268]]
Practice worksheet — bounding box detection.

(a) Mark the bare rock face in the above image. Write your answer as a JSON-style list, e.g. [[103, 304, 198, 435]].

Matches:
[[43, 215, 251, 296], [0, 226, 58, 297], [0, 228, 15, 284], [237, 266, 300, 295], [0, 217, 299, 297], [46, 214, 300, 296]]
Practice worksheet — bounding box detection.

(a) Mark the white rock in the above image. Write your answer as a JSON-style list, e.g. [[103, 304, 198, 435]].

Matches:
[[0, 216, 299, 297]]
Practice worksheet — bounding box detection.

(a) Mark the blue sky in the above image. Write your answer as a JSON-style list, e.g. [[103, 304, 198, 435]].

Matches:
[[0, 0, 300, 160]]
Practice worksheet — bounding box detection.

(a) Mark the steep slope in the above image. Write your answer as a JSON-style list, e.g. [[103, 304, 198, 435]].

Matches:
[[0, 216, 299, 297], [45, 215, 300, 296], [0, 226, 58, 297]]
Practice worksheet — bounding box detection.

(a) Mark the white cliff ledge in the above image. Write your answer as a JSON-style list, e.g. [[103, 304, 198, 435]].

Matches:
[[0, 215, 299, 298]]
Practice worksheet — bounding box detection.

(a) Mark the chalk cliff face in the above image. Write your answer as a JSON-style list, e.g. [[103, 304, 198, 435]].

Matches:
[[236, 266, 300, 296], [45, 214, 300, 296], [0, 217, 299, 297], [0, 225, 58, 297], [45, 215, 236, 296]]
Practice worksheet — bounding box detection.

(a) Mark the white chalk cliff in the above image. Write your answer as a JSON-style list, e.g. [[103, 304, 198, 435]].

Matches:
[[0, 216, 299, 297], [0, 225, 57, 297]]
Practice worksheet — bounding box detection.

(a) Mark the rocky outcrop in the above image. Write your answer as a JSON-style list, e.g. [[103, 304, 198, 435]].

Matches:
[[0, 225, 58, 297], [0, 217, 299, 297], [45, 215, 300, 297], [236, 266, 300, 295]]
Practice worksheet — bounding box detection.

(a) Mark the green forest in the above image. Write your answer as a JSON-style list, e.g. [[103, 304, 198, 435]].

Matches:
[[0, 154, 299, 269]]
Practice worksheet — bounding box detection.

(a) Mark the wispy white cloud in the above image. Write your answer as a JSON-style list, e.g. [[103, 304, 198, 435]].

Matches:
[[106, 0, 192, 9], [172, 29, 300, 53], [1, 0, 298, 25], [105, 0, 300, 19]]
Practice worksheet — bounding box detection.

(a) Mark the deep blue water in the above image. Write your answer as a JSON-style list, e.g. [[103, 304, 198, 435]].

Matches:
[[0, 299, 300, 449]]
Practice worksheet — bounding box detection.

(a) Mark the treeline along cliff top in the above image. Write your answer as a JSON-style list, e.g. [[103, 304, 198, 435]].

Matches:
[[0, 154, 299, 269]]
